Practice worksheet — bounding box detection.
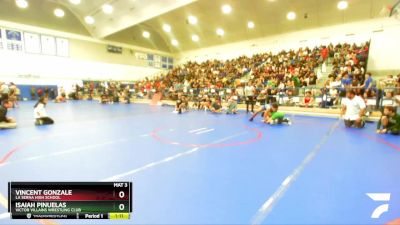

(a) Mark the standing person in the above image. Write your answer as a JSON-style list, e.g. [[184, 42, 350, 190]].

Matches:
[[376, 106, 400, 135], [376, 79, 384, 110], [37, 88, 43, 98], [44, 87, 50, 98], [340, 89, 366, 128], [0, 99, 17, 129], [321, 46, 329, 63], [34, 97, 54, 126], [360, 73, 373, 91], [245, 81, 256, 113], [49, 88, 56, 100], [30, 86, 36, 100]]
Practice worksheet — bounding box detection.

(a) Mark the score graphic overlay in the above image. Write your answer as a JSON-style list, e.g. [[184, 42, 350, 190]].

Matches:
[[8, 182, 132, 220]]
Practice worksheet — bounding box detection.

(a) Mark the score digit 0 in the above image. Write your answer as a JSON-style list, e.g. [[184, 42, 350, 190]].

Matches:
[[119, 191, 125, 199]]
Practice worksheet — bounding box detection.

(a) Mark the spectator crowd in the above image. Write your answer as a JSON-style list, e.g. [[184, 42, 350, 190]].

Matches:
[[1, 42, 399, 133]]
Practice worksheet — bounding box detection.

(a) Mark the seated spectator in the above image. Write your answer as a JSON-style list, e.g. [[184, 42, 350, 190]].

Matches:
[[124, 87, 131, 104], [210, 98, 222, 113], [226, 93, 238, 114], [341, 89, 366, 128], [54, 93, 66, 103], [118, 91, 127, 104], [263, 103, 291, 125], [191, 92, 203, 109], [308, 72, 318, 87], [320, 88, 331, 108], [256, 90, 267, 106], [376, 106, 399, 135], [199, 95, 212, 111], [175, 93, 188, 114], [383, 75, 396, 87], [0, 99, 17, 129], [100, 93, 109, 104], [34, 97, 54, 126], [265, 85, 277, 104], [300, 91, 314, 108]]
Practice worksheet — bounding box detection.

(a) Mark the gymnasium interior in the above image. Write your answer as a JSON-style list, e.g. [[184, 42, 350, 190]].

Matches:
[[0, 0, 399, 224]]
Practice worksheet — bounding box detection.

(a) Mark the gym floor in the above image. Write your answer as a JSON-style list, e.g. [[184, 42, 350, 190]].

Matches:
[[0, 101, 399, 225]]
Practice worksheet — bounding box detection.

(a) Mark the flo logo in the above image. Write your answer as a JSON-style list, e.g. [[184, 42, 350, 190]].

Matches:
[[366, 193, 391, 219]]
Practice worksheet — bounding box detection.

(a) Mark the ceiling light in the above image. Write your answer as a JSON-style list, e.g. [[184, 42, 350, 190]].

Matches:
[[287, 11, 296, 20], [69, 0, 81, 5], [102, 4, 113, 14], [163, 24, 171, 33], [85, 16, 95, 24], [337, 1, 348, 10], [15, 0, 28, 8], [222, 4, 232, 14], [171, 39, 179, 46], [142, 31, 150, 38], [188, 15, 198, 25], [192, 34, 199, 42], [216, 28, 224, 36], [248, 21, 255, 29], [54, 8, 65, 18]]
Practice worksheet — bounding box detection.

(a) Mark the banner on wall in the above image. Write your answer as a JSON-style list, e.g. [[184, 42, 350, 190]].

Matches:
[[24, 32, 41, 54], [6, 29, 23, 51], [0, 26, 70, 57], [41, 35, 56, 55], [56, 38, 69, 57]]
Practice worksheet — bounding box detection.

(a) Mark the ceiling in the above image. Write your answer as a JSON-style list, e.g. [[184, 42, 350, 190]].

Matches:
[[0, 0, 396, 53]]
